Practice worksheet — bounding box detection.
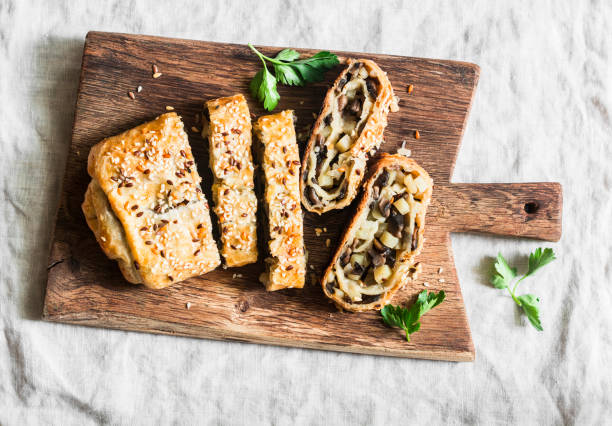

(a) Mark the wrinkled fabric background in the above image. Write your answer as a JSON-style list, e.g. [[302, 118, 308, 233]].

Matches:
[[1, 0, 611, 424]]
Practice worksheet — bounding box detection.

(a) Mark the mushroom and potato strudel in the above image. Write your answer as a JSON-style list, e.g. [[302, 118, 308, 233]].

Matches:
[[321, 154, 433, 311], [82, 112, 220, 289], [301, 59, 398, 214], [206, 94, 258, 267], [253, 110, 306, 291]]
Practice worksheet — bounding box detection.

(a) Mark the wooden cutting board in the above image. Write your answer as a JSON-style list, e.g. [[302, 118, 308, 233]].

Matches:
[[43, 32, 562, 361]]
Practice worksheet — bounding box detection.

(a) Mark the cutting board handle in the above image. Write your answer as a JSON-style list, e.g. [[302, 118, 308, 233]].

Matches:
[[430, 182, 562, 241]]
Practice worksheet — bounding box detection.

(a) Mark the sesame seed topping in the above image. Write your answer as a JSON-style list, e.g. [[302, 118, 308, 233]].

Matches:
[[153, 72, 162, 78], [137, 85, 143, 93], [166, 106, 174, 111], [128, 91, 136, 100]]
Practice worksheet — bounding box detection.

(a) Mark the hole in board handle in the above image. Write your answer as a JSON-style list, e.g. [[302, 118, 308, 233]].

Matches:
[[524, 201, 539, 214]]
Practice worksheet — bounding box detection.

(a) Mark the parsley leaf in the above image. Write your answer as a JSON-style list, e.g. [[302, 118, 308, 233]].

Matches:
[[248, 44, 339, 110], [517, 294, 543, 331], [490, 248, 556, 331], [491, 253, 517, 289], [249, 66, 280, 111], [381, 290, 445, 341], [526, 248, 556, 277]]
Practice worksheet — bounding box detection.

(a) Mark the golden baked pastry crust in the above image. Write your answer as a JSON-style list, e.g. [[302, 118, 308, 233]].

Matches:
[[206, 94, 258, 267], [83, 112, 220, 289], [321, 154, 433, 311], [253, 110, 306, 291], [301, 58, 398, 214]]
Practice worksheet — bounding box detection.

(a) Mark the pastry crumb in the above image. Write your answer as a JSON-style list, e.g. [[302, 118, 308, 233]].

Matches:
[[315, 227, 323, 236]]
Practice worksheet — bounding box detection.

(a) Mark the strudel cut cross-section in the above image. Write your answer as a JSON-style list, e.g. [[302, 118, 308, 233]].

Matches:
[[321, 154, 433, 311], [301, 59, 398, 214]]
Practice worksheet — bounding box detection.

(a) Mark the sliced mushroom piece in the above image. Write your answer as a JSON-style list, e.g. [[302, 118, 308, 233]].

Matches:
[[372, 185, 380, 200], [411, 225, 419, 251], [378, 197, 391, 218], [339, 248, 352, 267], [366, 78, 378, 98], [306, 186, 322, 207], [348, 97, 362, 115], [375, 170, 389, 188], [337, 94, 348, 112], [388, 210, 405, 238]]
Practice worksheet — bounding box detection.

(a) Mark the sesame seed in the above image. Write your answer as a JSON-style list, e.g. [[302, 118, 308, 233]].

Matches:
[[153, 72, 162, 78], [407, 84, 414, 94], [439, 278, 445, 283], [152, 64, 159, 73], [423, 282, 430, 287], [186, 302, 191, 309], [128, 91, 136, 100], [137, 85, 143, 93], [325, 239, 330, 247], [166, 106, 174, 111], [415, 130, 420, 139]]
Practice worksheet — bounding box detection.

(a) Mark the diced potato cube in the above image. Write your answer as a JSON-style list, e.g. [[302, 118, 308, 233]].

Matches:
[[414, 176, 428, 194], [319, 174, 333, 188], [374, 264, 392, 284], [336, 134, 351, 153], [404, 174, 417, 194], [393, 197, 411, 215], [380, 231, 399, 248]]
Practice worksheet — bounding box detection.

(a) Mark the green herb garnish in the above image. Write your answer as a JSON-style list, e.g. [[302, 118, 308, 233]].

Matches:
[[381, 290, 445, 341], [248, 43, 339, 111], [491, 248, 556, 331]]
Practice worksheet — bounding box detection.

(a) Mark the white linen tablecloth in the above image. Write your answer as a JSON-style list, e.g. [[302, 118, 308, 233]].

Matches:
[[1, 0, 611, 424]]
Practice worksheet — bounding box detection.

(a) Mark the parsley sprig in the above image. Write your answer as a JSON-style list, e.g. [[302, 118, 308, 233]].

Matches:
[[491, 248, 556, 331], [248, 43, 339, 111], [381, 290, 445, 341]]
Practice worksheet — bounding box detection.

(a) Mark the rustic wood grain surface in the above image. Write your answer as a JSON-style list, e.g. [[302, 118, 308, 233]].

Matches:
[[43, 32, 562, 361]]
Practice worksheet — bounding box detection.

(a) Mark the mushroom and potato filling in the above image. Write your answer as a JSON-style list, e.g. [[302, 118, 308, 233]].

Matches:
[[325, 167, 430, 304], [303, 62, 379, 209]]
